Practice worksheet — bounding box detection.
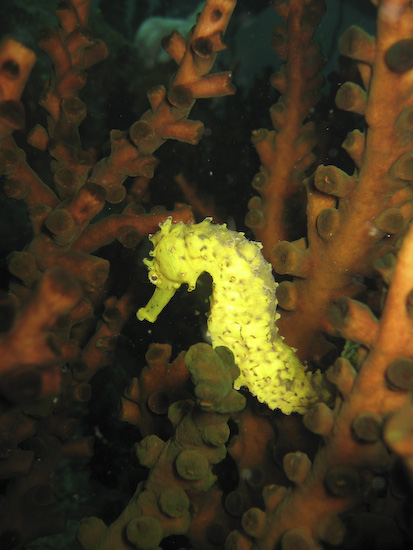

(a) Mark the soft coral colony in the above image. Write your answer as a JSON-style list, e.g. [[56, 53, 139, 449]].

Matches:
[[0, 0, 412, 549]]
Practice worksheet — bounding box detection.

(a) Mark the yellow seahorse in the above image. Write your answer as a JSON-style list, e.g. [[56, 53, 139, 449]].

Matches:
[[137, 218, 328, 414]]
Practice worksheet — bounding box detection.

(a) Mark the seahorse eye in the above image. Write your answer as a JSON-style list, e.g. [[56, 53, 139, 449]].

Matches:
[[149, 272, 158, 283]]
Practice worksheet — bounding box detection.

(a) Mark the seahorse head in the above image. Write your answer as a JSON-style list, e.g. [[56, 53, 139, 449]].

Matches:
[[137, 218, 205, 323], [144, 218, 203, 292]]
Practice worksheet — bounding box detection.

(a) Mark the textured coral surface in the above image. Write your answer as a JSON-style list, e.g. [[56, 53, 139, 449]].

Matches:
[[0, 1, 413, 549]]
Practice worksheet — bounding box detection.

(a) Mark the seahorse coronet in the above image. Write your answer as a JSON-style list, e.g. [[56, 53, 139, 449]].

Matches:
[[137, 217, 328, 414]]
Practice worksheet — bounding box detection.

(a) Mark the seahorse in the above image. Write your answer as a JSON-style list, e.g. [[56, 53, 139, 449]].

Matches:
[[137, 218, 329, 414]]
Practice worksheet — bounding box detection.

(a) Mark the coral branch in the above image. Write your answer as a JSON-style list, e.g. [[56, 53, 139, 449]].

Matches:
[[228, 218, 413, 550], [246, 0, 325, 253], [78, 344, 245, 550], [275, 0, 413, 361]]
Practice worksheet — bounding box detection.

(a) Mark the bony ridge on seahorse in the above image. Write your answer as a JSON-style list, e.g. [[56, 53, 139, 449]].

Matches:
[[137, 218, 330, 414]]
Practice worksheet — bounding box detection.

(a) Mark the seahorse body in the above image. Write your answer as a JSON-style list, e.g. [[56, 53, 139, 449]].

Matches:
[[137, 218, 328, 414]]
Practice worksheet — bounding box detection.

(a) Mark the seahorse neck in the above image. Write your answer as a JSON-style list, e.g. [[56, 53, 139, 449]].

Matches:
[[191, 228, 279, 352]]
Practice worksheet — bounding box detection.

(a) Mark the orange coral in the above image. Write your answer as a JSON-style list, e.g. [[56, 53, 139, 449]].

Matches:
[[1, 0, 413, 549]]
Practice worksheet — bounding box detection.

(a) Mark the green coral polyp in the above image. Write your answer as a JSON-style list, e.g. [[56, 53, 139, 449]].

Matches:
[[137, 218, 328, 414]]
